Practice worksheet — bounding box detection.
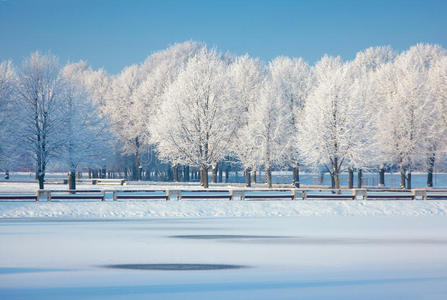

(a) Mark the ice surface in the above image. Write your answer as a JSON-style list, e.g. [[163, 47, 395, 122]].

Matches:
[[1, 217, 447, 299]]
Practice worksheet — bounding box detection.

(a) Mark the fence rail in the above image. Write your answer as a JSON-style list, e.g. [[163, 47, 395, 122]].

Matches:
[[1, 188, 447, 202]]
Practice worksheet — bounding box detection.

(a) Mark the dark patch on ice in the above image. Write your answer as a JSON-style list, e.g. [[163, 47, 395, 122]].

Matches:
[[127, 226, 224, 231], [102, 263, 247, 271], [225, 237, 447, 245], [0, 267, 69, 274], [170, 234, 291, 239]]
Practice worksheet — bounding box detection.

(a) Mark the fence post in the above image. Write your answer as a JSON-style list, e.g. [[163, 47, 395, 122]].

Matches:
[[412, 189, 426, 200], [352, 189, 367, 200], [292, 189, 307, 200], [167, 190, 182, 201], [36, 190, 51, 202], [230, 190, 245, 201]]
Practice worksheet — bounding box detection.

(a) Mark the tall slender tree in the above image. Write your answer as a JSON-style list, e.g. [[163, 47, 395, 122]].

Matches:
[[16, 52, 64, 189]]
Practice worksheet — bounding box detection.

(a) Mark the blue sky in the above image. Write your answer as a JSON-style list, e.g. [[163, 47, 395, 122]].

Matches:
[[1, 0, 446, 74]]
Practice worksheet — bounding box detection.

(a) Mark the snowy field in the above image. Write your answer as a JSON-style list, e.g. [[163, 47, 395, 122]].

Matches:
[[2, 200, 447, 218], [1, 217, 447, 299]]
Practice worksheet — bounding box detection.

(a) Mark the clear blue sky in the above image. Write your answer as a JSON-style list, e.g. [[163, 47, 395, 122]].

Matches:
[[1, 0, 446, 74]]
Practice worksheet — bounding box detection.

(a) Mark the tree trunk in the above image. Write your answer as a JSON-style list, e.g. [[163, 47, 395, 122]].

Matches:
[[173, 164, 179, 182], [211, 163, 218, 183], [252, 169, 256, 184], [135, 137, 141, 181], [265, 167, 272, 188], [68, 171, 76, 191], [379, 167, 385, 186], [218, 166, 223, 183], [407, 171, 412, 189], [400, 168, 406, 189], [427, 154, 435, 188], [38, 174, 44, 190], [200, 166, 209, 188], [225, 167, 229, 183], [292, 166, 300, 188], [330, 173, 335, 189], [4, 170, 9, 180], [334, 173, 340, 189], [332, 160, 340, 189], [348, 168, 353, 189], [184, 165, 190, 182], [245, 168, 251, 187], [357, 169, 362, 188]]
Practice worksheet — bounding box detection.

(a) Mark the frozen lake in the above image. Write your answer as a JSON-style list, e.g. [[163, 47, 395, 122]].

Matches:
[[1, 217, 447, 299]]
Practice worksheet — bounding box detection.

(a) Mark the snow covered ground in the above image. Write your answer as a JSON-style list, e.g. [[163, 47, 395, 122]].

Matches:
[[1, 180, 447, 218], [1, 217, 447, 299], [1, 200, 447, 218]]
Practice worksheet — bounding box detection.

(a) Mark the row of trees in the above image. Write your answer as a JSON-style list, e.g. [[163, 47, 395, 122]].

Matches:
[[1, 42, 446, 188]]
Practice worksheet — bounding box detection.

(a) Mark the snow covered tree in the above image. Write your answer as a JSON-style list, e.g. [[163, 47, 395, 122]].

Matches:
[[15, 52, 64, 189], [346, 46, 396, 187], [228, 54, 266, 186], [429, 56, 447, 178], [60, 61, 112, 189], [420, 49, 447, 187], [136, 41, 203, 180], [244, 77, 291, 188], [82, 67, 110, 114], [150, 47, 238, 188], [298, 55, 367, 189], [106, 64, 146, 180], [375, 44, 446, 188], [104, 42, 202, 181], [0, 60, 18, 174], [269, 56, 314, 187]]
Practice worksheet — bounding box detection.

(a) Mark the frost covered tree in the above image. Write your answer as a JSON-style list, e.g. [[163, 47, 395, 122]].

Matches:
[[60, 61, 112, 189], [104, 42, 202, 181], [269, 56, 313, 187], [428, 55, 447, 186], [228, 55, 266, 186], [375, 44, 446, 188], [106, 64, 146, 180], [298, 55, 367, 189], [15, 52, 64, 189], [82, 67, 110, 114], [150, 47, 238, 188], [245, 78, 291, 188], [137, 41, 203, 112], [136, 42, 203, 180], [346, 46, 396, 187], [0, 60, 18, 174]]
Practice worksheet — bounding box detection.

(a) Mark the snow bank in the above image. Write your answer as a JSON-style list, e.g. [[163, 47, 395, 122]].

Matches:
[[1, 200, 447, 218]]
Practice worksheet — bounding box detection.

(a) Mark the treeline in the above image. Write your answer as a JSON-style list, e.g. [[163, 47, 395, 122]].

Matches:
[[0, 42, 446, 188]]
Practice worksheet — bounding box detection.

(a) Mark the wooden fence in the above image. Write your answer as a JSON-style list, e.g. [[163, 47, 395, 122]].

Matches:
[[1, 188, 447, 202]]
